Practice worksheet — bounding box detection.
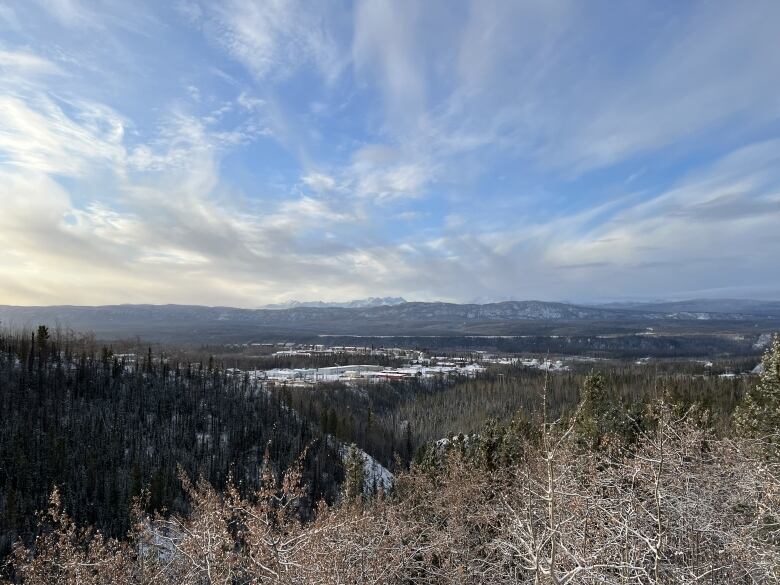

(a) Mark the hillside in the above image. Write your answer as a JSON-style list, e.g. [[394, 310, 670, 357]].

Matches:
[[1, 299, 778, 342]]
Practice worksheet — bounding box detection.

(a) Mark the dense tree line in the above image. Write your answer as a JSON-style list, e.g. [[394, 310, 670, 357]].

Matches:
[[279, 379, 427, 469], [0, 323, 774, 582], [273, 362, 751, 474], [396, 364, 750, 447], [292, 332, 766, 358], [0, 328, 344, 561], [4, 338, 779, 583]]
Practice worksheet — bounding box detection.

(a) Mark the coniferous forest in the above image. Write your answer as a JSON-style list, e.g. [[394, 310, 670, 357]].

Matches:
[[4, 0, 780, 581], [0, 326, 778, 583], [0, 328, 344, 560]]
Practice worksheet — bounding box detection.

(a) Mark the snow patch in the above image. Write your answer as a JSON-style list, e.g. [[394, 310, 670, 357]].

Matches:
[[339, 444, 394, 493]]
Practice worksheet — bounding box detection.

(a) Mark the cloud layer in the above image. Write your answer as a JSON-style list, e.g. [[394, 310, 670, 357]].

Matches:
[[1, 0, 779, 306]]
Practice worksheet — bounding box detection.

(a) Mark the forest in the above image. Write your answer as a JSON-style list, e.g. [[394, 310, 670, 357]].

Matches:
[[0, 327, 778, 583], [0, 328, 345, 560]]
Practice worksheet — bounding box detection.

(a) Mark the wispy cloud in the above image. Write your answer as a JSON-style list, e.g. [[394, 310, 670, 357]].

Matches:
[[0, 49, 63, 75], [1, 1, 779, 305], [0, 92, 126, 176], [185, 0, 347, 83]]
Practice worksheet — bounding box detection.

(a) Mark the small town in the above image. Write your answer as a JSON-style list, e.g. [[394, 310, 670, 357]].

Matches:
[[233, 343, 573, 386]]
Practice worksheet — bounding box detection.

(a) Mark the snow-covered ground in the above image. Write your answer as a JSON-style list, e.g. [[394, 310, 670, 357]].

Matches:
[[246, 362, 486, 385]]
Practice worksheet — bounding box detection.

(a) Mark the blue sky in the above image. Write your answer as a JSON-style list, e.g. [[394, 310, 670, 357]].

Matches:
[[1, 0, 779, 307]]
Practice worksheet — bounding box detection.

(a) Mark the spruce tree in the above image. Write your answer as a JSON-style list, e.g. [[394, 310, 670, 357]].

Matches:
[[36, 325, 49, 365], [342, 444, 366, 500], [576, 373, 614, 449], [735, 335, 780, 454]]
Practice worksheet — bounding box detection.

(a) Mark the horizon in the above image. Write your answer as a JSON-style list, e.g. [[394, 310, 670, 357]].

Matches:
[[2, 1, 780, 306], [2, 295, 780, 311]]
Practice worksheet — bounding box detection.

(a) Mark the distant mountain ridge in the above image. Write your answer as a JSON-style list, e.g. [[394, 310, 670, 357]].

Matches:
[[262, 296, 407, 309], [592, 298, 780, 317], [0, 298, 778, 341]]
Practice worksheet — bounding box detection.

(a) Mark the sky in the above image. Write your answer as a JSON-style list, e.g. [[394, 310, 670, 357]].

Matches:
[[1, 0, 780, 307]]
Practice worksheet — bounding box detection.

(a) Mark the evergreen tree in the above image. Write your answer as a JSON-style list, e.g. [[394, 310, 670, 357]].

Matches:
[[36, 325, 49, 364], [404, 420, 414, 464], [735, 335, 780, 454], [342, 444, 366, 500], [575, 373, 625, 450]]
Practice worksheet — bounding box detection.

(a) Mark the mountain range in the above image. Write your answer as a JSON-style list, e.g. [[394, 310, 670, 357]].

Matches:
[[261, 297, 407, 309], [1, 299, 778, 342]]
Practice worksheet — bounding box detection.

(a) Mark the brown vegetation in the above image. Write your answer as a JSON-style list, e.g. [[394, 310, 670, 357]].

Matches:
[[4, 335, 780, 583], [7, 398, 779, 583]]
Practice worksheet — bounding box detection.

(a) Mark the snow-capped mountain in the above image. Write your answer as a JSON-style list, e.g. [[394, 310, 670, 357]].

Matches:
[[263, 296, 407, 309]]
